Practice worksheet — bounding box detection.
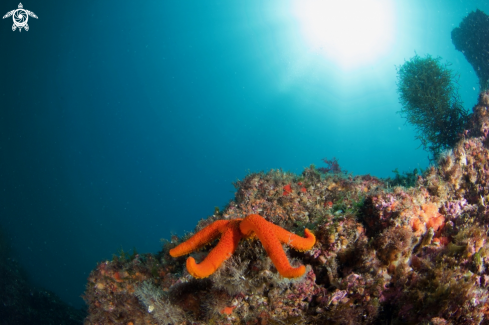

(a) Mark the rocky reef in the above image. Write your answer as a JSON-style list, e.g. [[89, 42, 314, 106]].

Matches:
[[452, 9, 489, 90], [84, 91, 489, 324]]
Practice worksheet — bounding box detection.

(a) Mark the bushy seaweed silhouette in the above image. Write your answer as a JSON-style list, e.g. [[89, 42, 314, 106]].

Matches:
[[317, 157, 345, 174], [396, 54, 469, 161]]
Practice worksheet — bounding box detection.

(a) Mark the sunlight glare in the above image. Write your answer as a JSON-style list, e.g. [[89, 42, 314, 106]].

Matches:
[[293, 0, 395, 68]]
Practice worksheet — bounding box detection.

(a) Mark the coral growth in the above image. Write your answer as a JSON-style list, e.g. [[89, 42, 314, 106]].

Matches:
[[452, 9, 489, 90], [83, 251, 180, 324]]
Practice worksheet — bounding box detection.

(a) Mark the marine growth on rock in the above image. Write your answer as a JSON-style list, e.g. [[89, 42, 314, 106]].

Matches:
[[83, 91, 489, 325]]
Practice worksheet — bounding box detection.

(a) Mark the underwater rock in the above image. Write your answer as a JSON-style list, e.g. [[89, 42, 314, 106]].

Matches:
[[452, 9, 489, 90], [84, 92, 489, 323]]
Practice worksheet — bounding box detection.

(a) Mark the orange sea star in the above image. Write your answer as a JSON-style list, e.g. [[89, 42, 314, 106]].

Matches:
[[169, 214, 316, 279]]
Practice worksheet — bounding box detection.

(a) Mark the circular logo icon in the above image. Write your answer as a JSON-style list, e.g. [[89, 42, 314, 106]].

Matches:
[[13, 9, 27, 27]]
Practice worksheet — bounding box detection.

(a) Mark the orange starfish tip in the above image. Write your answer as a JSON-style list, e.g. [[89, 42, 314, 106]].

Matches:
[[186, 257, 209, 279], [279, 265, 306, 278], [294, 228, 316, 251], [268, 221, 316, 251]]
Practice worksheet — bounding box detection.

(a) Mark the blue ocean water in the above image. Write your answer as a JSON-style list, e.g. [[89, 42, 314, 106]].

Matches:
[[0, 0, 485, 308]]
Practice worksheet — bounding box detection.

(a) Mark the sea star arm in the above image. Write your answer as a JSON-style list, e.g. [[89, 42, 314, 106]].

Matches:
[[240, 214, 314, 278], [169, 220, 230, 257], [270, 224, 316, 251], [186, 220, 243, 278]]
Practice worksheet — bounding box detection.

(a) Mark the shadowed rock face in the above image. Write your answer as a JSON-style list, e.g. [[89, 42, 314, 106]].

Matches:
[[0, 226, 85, 325], [452, 9, 489, 90]]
